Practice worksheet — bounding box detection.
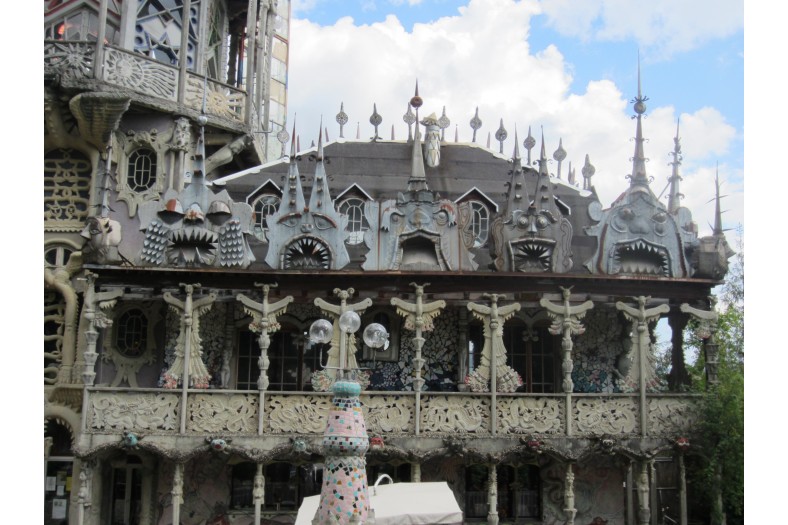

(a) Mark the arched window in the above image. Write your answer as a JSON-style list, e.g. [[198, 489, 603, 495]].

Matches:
[[44, 244, 74, 268], [339, 198, 369, 245], [470, 201, 489, 247], [127, 149, 157, 192], [115, 309, 148, 358], [252, 194, 281, 233]]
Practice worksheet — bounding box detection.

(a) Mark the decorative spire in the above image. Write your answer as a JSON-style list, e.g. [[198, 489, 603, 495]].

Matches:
[[486, 131, 491, 149], [282, 119, 306, 213], [391, 124, 395, 140], [438, 106, 450, 141], [713, 164, 724, 236], [505, 127, 526, 216], [553, 138, 566, 179], [308, 117, 332, 214], [495, 119, 508, 154], [581, 154, 595, 190], [454, 124, 458, 143], [628, 54, 651, 189], [356, 122, 360, 140], [531, 129, 559, 218], [403, 103, 416, 141], [336, 102, 348, 138], [407, 117, 428, 192], [524, 126, 536, 166], [325, 126, 329, 142], [667, 118, 684, 214], [512, 126, 521, 166], [410, 80, 423, 128], [277, 125, 289, 158], [567, 161, 576, 186], [370, 103, 382, 141], [470, 107, 482, 143]]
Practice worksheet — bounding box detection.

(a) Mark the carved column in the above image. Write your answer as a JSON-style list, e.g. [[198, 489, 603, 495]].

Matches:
[[237, 283, 293, 434], [636, 461, 651, 525], [391, 283, 445, 436], [253, 463, 265, 525], [680, 298, 719, 388], [678, 452, 688, 525], [411, 461, 421, 483], [487, 463, 499, 525], [563, 462, 577, 525], [540, 288, 593, 437], [667, 311, 690, 390], [172, 463, 184, 525], [176, 0, 192, 104], [616, 297, 669, 436], [76, 461, 93, 525]]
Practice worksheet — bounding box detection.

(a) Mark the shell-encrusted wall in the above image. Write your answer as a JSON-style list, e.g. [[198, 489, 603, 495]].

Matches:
[[571, 307, 626, 394], [360, 308, 459, 391]]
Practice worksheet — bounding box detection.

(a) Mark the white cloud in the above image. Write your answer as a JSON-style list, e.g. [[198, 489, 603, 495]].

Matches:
[[539, 0, 743, 57], [286, 0, 741, 235]]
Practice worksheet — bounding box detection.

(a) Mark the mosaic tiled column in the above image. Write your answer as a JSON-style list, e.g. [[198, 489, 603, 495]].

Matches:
[[314, 380, 370, 524]]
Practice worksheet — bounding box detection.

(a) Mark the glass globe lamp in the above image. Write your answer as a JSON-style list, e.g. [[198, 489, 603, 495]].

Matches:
[[363, 323, 389, 350], [338, 311, 361, 334], [308, 319, 333, 344]]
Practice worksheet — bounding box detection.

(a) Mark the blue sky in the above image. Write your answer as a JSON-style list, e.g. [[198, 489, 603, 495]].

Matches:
[[285, 0, 744, 235]]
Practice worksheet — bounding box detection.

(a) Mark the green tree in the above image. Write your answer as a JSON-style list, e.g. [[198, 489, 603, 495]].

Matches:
[[686, 236, 744, 525]]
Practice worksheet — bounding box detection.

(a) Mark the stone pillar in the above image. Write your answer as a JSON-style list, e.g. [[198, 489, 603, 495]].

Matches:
[[76, 461, 92, 525], [487, 463, 499, 525], [636, 461, 650, 525], [668, 311, 690, 390], [678, 453, 688, 525], [411, 462, 421, 483], [253, 463, 265, 525], [563, 462, 577, 525], [172, 463, 184, 525]]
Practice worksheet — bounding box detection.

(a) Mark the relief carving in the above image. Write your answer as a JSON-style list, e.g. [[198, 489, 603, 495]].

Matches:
[[90, 392, 179, 431], [574, 398, 638, 435], [497, 397, 563, 434], [187, 394, 258, 433], [267, 395, 331, 434], [362, 395, 413, 433], [647, 398, 698, 435], [420, 395, 490, 433]]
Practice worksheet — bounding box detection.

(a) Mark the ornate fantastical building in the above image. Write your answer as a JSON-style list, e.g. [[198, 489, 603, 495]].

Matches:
[[44, 3, 732, 524]]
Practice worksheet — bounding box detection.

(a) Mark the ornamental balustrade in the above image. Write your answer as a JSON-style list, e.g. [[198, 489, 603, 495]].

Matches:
[[85, 388, 699, 438], [44, 41, 248, 125]]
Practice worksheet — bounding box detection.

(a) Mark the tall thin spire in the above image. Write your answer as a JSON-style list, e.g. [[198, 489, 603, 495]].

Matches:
[[505, 127, 526, 216], [282, 119, 305, 213], [713, 164, 724, 236], [308, 117, 332, 213], [407, 117, 428, 192], [629, 53, 651, 189], [667, 118, 684, 213]]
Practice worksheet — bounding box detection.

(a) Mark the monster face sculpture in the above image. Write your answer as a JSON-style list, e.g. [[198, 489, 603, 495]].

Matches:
[[138, 183, 255, 268], [585, 189, 691, 277], [499, 205, 573, 273]]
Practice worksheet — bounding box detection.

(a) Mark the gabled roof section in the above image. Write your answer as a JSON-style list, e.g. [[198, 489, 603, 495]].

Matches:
[[335, 183, 374, 203], [246, 178, 282, 204], [454, 186, 499, 213]]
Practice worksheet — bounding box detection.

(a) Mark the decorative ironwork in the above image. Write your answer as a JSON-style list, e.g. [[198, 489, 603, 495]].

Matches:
[[336, 102, 348, 138], [469, 107, 482, 143]]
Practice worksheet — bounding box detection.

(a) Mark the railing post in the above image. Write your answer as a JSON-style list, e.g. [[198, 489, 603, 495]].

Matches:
[[94, 0, 109, 80], [176, 0, 192, 105], [253, 463, 265, 525]]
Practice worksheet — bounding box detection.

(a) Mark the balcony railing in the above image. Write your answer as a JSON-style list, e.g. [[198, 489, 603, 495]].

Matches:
[[45, 40, 248, 126], [85, 387, 698, 438]]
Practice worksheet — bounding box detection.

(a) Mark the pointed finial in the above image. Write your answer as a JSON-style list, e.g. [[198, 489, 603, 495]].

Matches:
[[403, 103, 416, 141], [411, 80, 423, 108], [628, 54, 651, 187], [391, 124, 395, 140], [356, 121, 360, 140], [486, 131, 491, 149], [336, 102, 348, 138], [454, 124, 458, 143], [438, 106, 450, 141], [567, 161, 576, 185], [316, 116, 324, 161], [297, 135, 301, 153], [582, 153, 595, 190], [495, 119, 508, 154], [512, 126, 521, 162], [289, 117, 297, 158], [713, 164, 724, 236], [524, 126, 536, 166], [553, 138, 566, 179], [277, 123, 290, 159], [370, 103, 382, 141], [667, 117, 684, 213], [470, 107, 482, 143], [407, 114, 428, 191], [325, 127, 329, 142]]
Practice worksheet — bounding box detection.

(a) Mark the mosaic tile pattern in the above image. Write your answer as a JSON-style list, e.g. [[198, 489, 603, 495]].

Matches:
[[314, 380, 370, 524]]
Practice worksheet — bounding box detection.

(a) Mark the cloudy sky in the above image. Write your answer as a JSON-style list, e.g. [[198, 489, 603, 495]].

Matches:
[[282, 0, 743, 238]]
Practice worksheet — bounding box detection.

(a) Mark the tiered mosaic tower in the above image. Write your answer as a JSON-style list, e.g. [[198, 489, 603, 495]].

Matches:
[[314, 379, 371, 524]]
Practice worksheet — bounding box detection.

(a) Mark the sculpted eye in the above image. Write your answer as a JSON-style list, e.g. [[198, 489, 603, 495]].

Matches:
[[312, 214, 335, 230], [536, 215, 549, 229], [279, 214, 300, 227]]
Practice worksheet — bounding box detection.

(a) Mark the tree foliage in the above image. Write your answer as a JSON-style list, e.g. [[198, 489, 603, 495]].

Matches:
[[686, 236, 744, 525]]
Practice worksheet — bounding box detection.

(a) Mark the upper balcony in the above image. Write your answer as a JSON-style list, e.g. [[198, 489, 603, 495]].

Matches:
[[45, 40, 252, 133]]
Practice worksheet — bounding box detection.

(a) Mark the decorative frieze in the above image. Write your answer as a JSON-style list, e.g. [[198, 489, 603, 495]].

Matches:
[[496, 396, 563, 434], [90, 392, 180, 431], [420, 395, 490, 433], [187, 393, 258, 433], [647, 397, 698, 436], [185, 75, 245, 122], [103, 47, 177, 101], [362, 395, 414, 433], [573, 397, 638, 435], [267, 394, 331, 433], [44, 41, 95, 80]]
